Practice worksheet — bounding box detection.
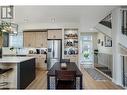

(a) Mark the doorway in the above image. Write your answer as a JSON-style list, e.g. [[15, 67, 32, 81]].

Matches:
[[80, 35, 93, 65]]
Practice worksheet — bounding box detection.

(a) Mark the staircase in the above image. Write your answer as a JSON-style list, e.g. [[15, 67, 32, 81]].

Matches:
[[99, 14, 112, 29], [95, 13, 112, 37], [119, 10, 127, 48]]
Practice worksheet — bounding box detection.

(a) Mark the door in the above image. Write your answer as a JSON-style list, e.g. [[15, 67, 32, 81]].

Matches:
[[47, 40, 54, 58], [35, 32, 43, 47], [80, 35, 93, 64], [23, 32, 35, 47], [35, 32, 47, 48], [47, 40, 61, 70], [47, 40, 53, 70], [54, 40, 61, 59], [48, 29, 62, 39], [42, 32, 47, 48]]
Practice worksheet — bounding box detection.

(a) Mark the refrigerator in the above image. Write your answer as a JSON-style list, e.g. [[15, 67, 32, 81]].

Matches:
[[47, 40, 62, 70]]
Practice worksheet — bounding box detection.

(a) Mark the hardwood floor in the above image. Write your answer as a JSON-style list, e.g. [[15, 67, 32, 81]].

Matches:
[[26, 70, 47, 89], [26, 65, 123, 90], [81, 65, 122, 89]]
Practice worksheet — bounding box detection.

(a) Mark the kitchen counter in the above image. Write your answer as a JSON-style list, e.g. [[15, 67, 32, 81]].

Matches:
[[0, 56, 35, 89], [0, 56, 35, 63]]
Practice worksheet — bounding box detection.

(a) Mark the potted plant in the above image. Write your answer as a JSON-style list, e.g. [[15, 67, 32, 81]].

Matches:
[[83, 51, 89, 59]]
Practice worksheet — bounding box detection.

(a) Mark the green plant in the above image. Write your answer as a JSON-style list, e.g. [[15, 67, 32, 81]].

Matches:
[[83, 51, 89, 58], [10, 47, 14, 51], [0, 21, 11, 36]]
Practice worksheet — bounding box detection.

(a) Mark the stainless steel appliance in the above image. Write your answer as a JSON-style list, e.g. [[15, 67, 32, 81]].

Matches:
[[47, 40, 62, 70]]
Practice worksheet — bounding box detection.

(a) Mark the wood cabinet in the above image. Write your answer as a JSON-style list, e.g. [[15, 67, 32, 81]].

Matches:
[[35, 32, 47, 48], [23, 32, 35, 47], [35, 54, 47, 70], [64, 55, 78, 64], [28, 54, 47, 70], [48, 29, 62, 39], [23, 31, 47, 48]]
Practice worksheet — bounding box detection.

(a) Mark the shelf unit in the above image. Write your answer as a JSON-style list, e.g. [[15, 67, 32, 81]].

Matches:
[[64, 29, 78, 64]]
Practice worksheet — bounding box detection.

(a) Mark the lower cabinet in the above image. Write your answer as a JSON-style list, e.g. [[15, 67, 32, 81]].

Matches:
[[28, 54, 47, 70], [36, 57, 47, 70], [64, 55, 78, 65]]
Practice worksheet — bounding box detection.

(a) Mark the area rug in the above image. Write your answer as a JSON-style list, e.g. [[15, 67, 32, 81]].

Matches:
[[84, 68, 109, 81]]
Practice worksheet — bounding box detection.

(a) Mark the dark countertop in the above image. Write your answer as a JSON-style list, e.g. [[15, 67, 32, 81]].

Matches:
[[47, 62, 82, 77]]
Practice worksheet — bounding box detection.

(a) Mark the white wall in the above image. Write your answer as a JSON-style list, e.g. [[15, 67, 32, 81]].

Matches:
[[97, 32, 112, 54], [21, 22, 80, 30], [112, 8, 123, 86]]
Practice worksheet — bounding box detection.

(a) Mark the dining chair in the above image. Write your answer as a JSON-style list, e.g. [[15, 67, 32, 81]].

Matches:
[[55, 70, 76, 89]]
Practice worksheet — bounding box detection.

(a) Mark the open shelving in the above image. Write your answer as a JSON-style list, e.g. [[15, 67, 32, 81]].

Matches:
[[64, 29, 78, 56]]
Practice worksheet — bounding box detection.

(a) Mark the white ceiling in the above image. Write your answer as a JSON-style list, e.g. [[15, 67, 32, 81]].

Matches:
[[13, 6, 117, 24]]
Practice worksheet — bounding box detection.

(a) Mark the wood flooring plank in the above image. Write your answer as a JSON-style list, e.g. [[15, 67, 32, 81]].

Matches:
[[26, 65, 123, 90]]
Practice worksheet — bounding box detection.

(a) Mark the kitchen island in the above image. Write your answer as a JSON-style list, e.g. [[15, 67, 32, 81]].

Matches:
[[0, 56, 35, 89]]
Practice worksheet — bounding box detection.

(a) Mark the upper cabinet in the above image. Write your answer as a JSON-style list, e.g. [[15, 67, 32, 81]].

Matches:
[[35, 32, 47, 48], [48, 29, 62, 39], [23, 31, 47, 48], [23, 32, 36, 47]]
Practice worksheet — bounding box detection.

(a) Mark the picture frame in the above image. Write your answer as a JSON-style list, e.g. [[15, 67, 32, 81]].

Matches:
[[101, 41, 103, 46], [98, 39, 100, 44], [105, 36, 112, 47]]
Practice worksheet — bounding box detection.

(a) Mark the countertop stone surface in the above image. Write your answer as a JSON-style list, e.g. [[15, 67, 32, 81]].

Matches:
[[0, 56, 35, 63]]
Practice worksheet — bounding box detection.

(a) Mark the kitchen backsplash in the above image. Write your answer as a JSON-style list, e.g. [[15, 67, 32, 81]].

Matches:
[[2, 47, 47, 55], [2, 47, 17, 55]]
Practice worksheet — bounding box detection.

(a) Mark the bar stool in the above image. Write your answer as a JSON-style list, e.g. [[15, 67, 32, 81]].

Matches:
[[0, 68, 13, 89]]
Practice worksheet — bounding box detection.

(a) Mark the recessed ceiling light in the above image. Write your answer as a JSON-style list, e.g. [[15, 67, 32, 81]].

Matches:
[[90, 28, 94, 31], [51, 18, 55, 22], [24, 17, 28, 23]]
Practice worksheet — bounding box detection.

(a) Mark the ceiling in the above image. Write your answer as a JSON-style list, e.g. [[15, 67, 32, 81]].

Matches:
[[13, 6, 117, 24], [0, 6, 118, 32]]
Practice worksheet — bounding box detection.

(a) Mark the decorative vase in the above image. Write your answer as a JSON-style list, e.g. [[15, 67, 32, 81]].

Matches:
[[61, 63, 67, 69]]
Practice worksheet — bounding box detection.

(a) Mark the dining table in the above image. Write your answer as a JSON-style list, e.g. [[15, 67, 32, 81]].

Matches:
[[47, 62, 83, 89]]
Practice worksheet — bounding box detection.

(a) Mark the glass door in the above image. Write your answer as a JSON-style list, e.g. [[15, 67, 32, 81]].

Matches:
[[80, 35, 93, 64]]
